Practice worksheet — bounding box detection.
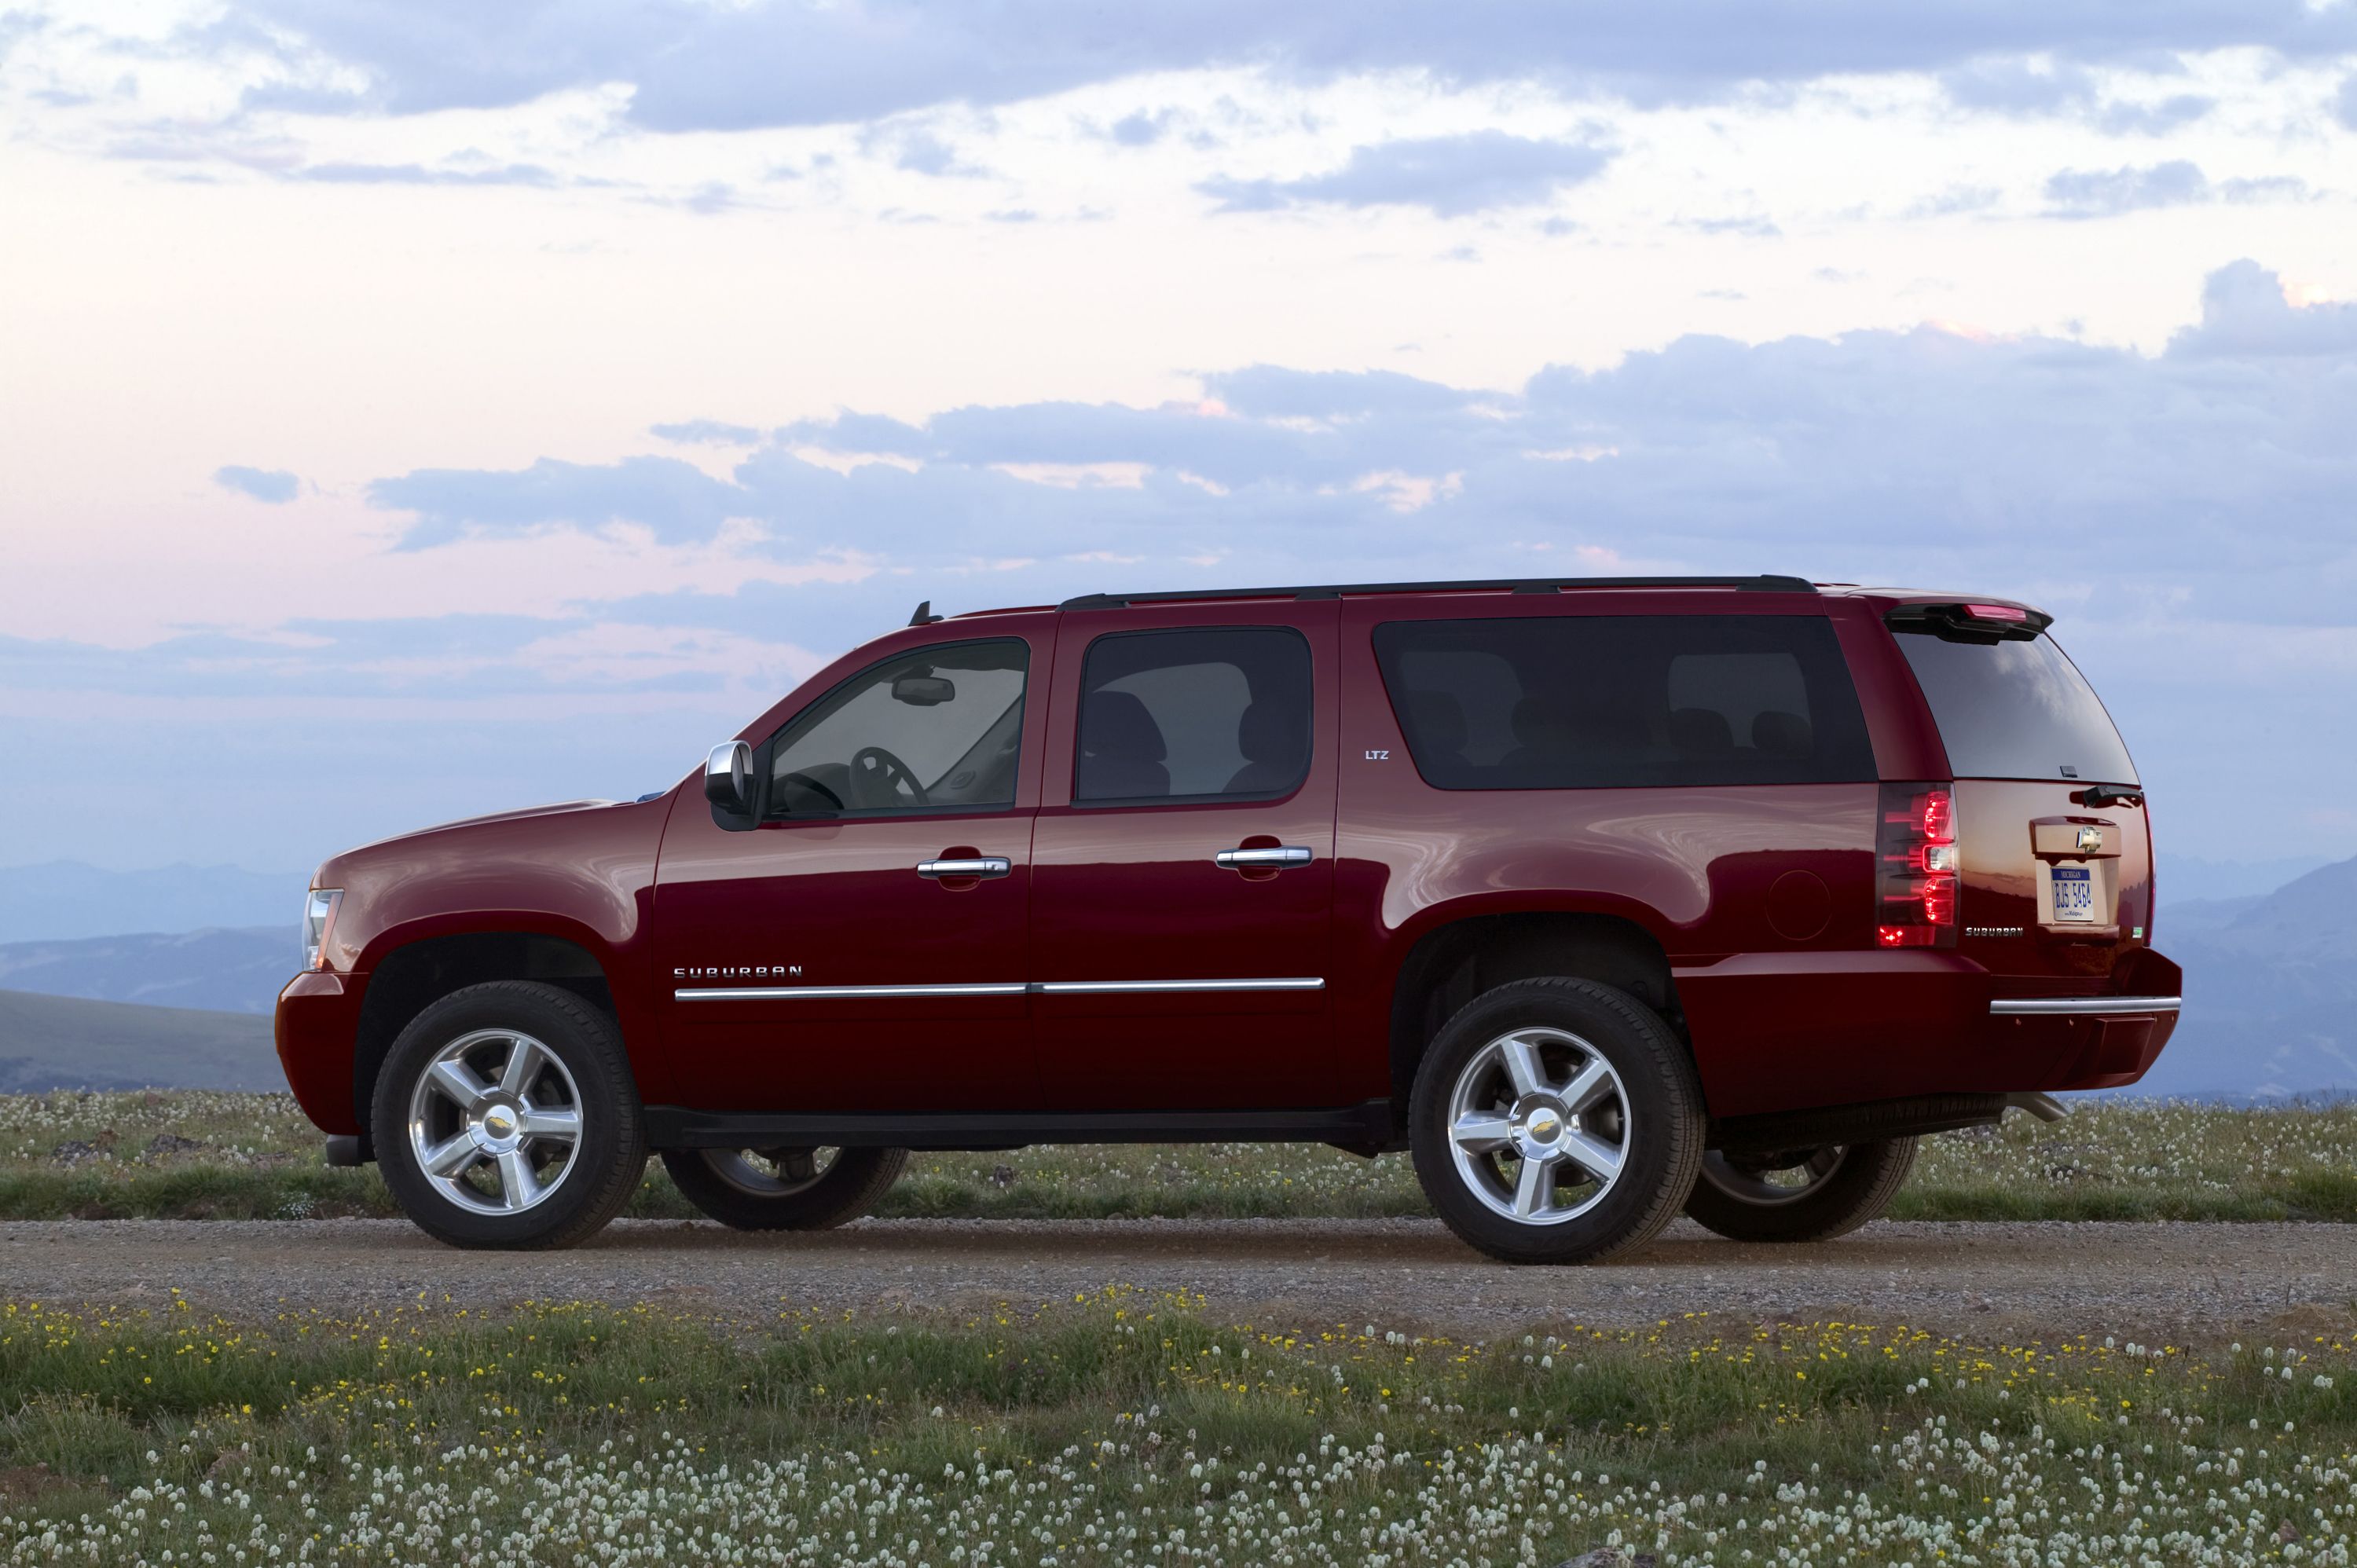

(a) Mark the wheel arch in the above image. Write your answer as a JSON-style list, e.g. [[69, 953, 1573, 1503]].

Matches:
[[351, 922, 627, 1131], [1383, 906, 1695, 1131]]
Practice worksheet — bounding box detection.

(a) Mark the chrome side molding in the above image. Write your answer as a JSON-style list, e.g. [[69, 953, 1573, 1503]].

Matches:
[[1988, 995, 2182, 1017], [1032, 977, 1326, 995], [675, 976, 1326, 1002]]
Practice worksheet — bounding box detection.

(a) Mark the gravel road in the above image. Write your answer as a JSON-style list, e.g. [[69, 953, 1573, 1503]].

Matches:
[[5, 1218, 2348, 1340]]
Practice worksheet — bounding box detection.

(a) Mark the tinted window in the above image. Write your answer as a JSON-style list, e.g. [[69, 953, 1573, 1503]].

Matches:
[[1894, 628, 2137, 785], [766, 639, 1028, 815], [1375, 615, 1875, 789], [1075, 628, 1312, 804]]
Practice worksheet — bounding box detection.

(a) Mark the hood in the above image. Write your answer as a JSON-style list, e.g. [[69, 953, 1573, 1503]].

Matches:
[[317, 799, 626, 882]]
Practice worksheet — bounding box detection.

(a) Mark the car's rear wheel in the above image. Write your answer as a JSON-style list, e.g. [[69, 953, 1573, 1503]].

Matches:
[[1409, 978, 1704, 1265], [372, 980, 647, 1251], [659, 1145, 906, 1230], [1683, 1138, 1918, 1243]]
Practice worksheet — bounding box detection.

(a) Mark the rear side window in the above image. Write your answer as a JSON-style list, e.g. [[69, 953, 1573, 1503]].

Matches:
[[1075, 627, 1313, 804], [1374, 615, 1875, 789], [1893, 628, 2138, 785]]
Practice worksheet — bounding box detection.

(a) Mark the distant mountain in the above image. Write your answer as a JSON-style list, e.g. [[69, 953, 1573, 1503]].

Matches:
[[0, 862, 302, 944], [0, 989, 280, 1093], [2142, 856, 2357, 1098], [2160, 854, 2332, 903], [0, 928, 293, 1015]]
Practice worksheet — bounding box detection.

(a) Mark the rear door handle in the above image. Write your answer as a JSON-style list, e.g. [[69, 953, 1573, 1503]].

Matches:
[[1215, 845, 1314, 870], [917, 857, 1012, 880]]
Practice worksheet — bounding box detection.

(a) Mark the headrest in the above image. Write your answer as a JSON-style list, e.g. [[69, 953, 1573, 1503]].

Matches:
[[1082, 690, 1166, 762], [1403, 691, 1468, 753], [1751, 709, 1813, 758], [1235, 701, 1303, 764], [1669, 707, 1735, 756]]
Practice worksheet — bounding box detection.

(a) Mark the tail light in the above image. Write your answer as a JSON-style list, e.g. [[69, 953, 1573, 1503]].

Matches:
[[1875, 783, 1957, 948]]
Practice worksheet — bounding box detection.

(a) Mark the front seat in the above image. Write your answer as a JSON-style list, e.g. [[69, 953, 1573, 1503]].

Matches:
[[1076, 690, 1170, 799]]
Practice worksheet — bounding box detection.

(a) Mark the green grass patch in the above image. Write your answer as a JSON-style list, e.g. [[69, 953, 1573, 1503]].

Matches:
[[4, 1090, 2356, 1225]]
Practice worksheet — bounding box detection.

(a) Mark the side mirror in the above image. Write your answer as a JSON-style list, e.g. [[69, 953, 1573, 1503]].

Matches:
[[891, 673, 955, 707], [703, 740, 755, 812]]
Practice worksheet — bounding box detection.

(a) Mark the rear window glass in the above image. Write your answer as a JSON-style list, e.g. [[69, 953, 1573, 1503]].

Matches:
[[1373, 615, 1875, 789], [1894, 628, 2138, 785]]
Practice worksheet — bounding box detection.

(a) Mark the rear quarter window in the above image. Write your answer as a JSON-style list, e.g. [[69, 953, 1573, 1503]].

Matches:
[[1893, 628, 2138, 785], [1373, 614, 1875, 789]]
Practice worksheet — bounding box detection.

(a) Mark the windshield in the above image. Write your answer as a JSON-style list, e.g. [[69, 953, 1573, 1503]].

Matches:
[[1894, 628, 2138, 785]]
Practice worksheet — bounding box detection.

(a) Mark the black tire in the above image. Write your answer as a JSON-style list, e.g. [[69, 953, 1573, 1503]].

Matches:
[[659, 1146, 907, 1231], [1409, 977, 1705, 1265], [1684, 1138, 1918, 1243], [371, 980, 647, 1251]]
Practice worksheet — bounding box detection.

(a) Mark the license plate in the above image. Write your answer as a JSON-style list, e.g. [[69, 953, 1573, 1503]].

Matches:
[[2051, 865, 2095, 923]]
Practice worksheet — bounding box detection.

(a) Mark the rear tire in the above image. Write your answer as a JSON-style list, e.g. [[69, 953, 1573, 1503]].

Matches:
[[1409, 978, 1704, 1265], [372, 980, 646, 1251], [1684, 1138, 1917, 1243], [661, 1146, 906, 1230]]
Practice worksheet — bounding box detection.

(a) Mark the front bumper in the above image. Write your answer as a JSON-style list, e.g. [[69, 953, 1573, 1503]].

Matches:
[[275, 969, 366, 1134]]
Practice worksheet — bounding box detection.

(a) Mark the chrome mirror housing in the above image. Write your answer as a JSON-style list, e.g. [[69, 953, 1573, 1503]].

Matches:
[[703, 740, 755, 811]]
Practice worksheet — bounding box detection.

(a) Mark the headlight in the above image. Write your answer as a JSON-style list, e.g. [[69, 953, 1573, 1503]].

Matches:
[[302, 888, 343, 972]]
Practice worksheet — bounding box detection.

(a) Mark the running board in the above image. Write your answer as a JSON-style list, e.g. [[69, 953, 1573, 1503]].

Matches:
[[644, 1100, 1398, 1152]]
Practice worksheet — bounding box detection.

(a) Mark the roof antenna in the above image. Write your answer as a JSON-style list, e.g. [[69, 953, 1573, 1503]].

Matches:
[[908, 599, 945, 626]]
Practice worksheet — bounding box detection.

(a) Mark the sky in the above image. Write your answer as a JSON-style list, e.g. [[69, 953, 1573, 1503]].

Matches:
[[2, 1, 2355, 884]]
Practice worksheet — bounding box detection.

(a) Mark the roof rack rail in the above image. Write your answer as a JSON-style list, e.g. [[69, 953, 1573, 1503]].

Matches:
[[1058, 574, 1816, 611]]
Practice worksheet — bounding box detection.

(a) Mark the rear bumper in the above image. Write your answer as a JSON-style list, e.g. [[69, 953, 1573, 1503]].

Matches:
[[274, 969, 366, 1135], [1677, 947, 2182, 1116]]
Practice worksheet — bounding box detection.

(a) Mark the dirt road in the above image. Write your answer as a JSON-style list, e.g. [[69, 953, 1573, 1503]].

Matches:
[[5, 1217, 2347, 1339]]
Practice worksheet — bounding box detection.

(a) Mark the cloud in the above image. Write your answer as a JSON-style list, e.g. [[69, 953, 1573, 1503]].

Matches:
[[653, 419, 764, 445], [210, 0, 2357, 132], [368, 456, 744, 548], [2168, 258, 2357, 357], [2098, 93, 2215, 134], [1105, 108, 1177, 146], [1200, 131, 1615, 217], [2339, 74, 2357, 131], [2042, 159, 2209, 216], [294, 161, 559, 186], [361, 259, 2357, 614], [1940, 57, 2096, 113], [870, 127, 988, 178], [214, 465, 300, 504], [1906, 185, 2003, 218]]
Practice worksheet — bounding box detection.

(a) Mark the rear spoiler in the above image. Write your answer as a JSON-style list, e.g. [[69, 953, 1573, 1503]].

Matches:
[[1883, 601, 2053, 642]]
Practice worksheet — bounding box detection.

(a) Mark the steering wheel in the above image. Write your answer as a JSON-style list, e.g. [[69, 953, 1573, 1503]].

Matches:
[[850, 746, 929, 807]]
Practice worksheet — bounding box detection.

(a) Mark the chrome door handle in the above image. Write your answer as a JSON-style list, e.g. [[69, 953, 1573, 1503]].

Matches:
[[1215, 845, 1314, 870], [917, 857, 1012, 880]]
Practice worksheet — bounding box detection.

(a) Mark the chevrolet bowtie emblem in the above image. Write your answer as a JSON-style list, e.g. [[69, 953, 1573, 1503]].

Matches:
[[2076, 826, 2103, 853]]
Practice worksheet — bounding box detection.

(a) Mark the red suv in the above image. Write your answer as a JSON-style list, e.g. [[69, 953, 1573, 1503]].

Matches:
[[277, 576, 2180, 1262]]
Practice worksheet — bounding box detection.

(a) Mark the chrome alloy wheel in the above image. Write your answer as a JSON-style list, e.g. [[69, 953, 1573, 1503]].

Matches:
[[1695, 1148, 1849, 1207], [698, 1147, 839, 1197], [406, 1028, 584, 1215], [1445, 1026, 1629, 1225]]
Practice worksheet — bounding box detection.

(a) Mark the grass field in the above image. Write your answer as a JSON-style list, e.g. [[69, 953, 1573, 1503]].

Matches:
[[2, 1090, 2355, 1225], [5, 1290, 2357, 1565]]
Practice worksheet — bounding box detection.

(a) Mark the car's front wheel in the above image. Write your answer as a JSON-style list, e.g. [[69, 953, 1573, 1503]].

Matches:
[[372, 980, 647, 1250], [1409, 978, 1704, 1265], [1683, 1138, 1918, 1243], [659, 1145, 906, 1230]]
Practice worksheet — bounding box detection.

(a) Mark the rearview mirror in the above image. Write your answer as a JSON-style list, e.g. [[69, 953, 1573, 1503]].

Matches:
[[703, 740, 755, 811], [892, 673, 955, 707]]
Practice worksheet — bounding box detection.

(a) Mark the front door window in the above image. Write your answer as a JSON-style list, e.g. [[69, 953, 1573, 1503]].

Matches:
[[767, 640, 1028, 816]]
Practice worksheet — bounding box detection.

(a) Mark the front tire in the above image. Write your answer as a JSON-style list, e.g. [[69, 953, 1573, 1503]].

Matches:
[[659, 1146, 906, 1230], [372, 980, 647, 1251], [1409, 978, 1704, 1265], [1684, 1138, 1917, 1243]]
